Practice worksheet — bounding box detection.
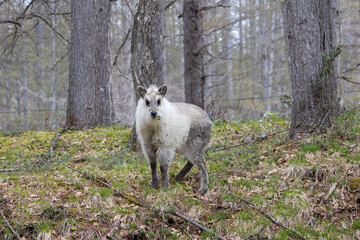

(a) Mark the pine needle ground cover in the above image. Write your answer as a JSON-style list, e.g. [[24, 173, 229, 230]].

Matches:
[[1, 110, 360, 239]]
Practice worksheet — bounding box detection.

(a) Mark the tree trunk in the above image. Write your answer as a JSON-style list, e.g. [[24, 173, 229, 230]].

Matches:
[[66, 0, 111, 129], [203, 8, 212, 101], [5, 61, 10, 110], [49, 1, 57, 128], [265, 1, 275, 113], [34, 12, 46, 108], [183, 0, 204, 109], [259, 0, 268, 114], [223, 0, 233, 120], [129, 0, 160, 147], [97, 0, 112, 126], [21, 31, 29, 130], [284, 0, 340, 138], [131, 0, 159, 99], [152, 0, 165, 86]]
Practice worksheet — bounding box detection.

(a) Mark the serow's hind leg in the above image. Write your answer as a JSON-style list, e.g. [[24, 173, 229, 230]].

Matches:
[[174, 161, 194, 180], [194, 156, 208, 195]]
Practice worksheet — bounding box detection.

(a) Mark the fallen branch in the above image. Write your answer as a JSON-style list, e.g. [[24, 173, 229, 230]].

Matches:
[[50, 127, 226, 240], [49, 126, 71, 158], [208, 130, 287, 152], [325, 182, 338, 200], [0, 208, 22, 240], [228, 193, 305, 240], [0, 168, 22, 172]]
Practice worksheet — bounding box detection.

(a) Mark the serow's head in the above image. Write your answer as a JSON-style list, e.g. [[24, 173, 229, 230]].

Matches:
[[138, 85, 167, 119]]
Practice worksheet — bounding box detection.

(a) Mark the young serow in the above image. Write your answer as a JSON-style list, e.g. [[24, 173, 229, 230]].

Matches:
[[135, 85, 213, 195]]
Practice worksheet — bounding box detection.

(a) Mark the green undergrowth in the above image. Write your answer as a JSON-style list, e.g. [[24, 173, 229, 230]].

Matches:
[[1, 110, 360, 239]]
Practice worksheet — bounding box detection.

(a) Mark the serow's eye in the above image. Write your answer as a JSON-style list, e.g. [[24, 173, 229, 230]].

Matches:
[[157, 99, 161, 106], [145, 100, 150, 107]]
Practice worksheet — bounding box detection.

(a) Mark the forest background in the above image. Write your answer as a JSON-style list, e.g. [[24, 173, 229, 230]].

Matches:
[[1, 0, 359, 132]]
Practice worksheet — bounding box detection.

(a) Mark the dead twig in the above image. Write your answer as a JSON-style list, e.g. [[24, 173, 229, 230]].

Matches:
[[325, 182, 338, 200], [124, 0, 135, 17], [228, 193, 306, 240], [0, 208, 22, 240], [342, 76, 360, 85], [164, 0, 177, 11]]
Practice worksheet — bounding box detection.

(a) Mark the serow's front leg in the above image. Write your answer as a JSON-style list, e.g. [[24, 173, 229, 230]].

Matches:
[[145, 146, 158, 188], [158, 148, 175, 189], [150, 159, 158, 188]]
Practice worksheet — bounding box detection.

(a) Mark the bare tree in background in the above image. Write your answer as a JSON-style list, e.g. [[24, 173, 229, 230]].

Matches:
[[284, 0, 340, 138], [66, 0, 111, 128], [49, 1, 57, 127], [98, 0, 112, 126], [183, 0, 204, 109]]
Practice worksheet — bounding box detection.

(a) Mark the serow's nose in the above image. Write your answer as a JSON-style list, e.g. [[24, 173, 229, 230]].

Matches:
[[151, 111, 157, 117]]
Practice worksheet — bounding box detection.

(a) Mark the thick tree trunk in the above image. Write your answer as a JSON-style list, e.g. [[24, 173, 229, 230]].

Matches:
[[152, 0, 165, 86], [284, 0, 340, 138], [66, 0, 111, 128], [131, 0, 159, 99], [129, 0, 160, 147], [183, 0, 204, 109]]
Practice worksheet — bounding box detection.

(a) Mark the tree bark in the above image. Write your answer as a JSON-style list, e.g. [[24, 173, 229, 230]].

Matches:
[[98, 0, 112, 126], [21, 30, 29, 130], [49, 1, 57, 128], [223, 0, 233, 119], [266, 4, 275, 113], [34, 10, 46, 107], [183, 0, 204, 109], [152, 0, 165, 86], [131, 0, 160, 100], [128, 0, 160, 147], [5, 60, 10, 110], [66, 0, 111, 129], [203, 8, 212, 101], [284, 0, 340, 138]]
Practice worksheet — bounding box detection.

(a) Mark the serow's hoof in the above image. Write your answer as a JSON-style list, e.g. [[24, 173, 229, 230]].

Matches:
[[198, 187, 207, 196]]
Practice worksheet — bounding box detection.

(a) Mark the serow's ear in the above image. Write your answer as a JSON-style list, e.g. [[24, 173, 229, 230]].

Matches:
[[138, 86, 147, 98], [158, 85, 167, 96]]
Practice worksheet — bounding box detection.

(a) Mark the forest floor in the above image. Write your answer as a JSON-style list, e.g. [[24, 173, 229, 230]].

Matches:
[[1, 109, 360, 240]]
